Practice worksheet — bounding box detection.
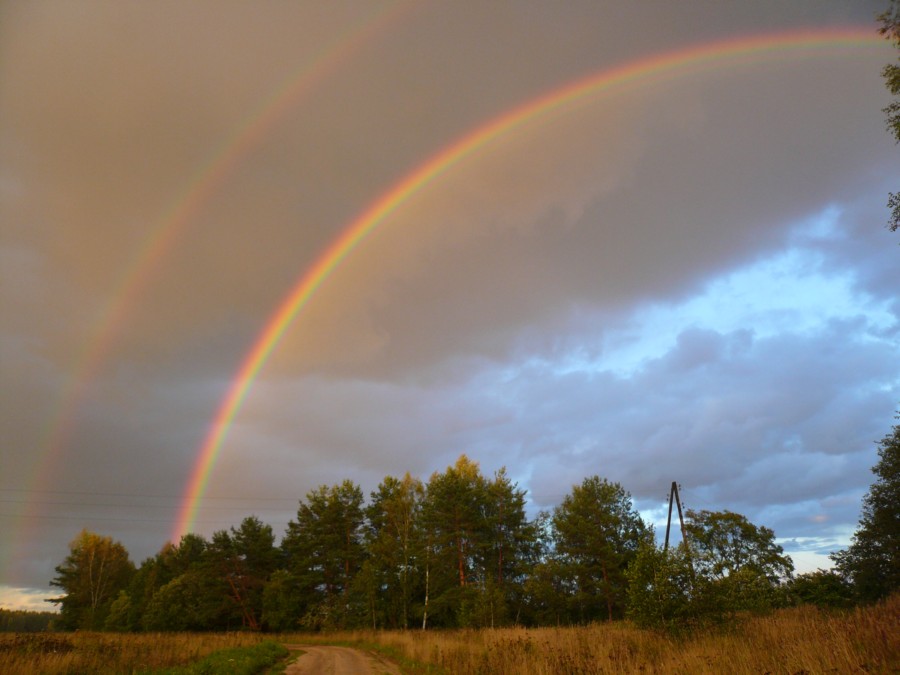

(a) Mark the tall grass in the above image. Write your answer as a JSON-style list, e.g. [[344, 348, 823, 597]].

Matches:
[[290, 594, 899, 674], [0, 632, 268, 675], [3, 596, 896, 673]]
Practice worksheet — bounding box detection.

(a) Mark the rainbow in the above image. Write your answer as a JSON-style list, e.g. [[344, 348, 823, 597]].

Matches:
[[174, 26, 888, 539], [3, 3, 415, 582]]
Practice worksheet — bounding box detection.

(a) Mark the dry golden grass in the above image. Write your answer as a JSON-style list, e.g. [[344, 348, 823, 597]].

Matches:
[[292, 594, 899, 674], [2, 596, 896, 674], [0, 631, 267, 675]]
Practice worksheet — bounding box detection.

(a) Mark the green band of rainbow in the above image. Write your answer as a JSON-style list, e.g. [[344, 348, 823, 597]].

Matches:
[[172, 26, 888, 540]]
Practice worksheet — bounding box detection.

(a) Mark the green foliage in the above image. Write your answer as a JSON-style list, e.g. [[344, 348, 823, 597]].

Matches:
[[364, 472, 424, 629], [888, 192, 900, 233], [49, 529, 135, 630], [684, 509, 793, 583], [832, 413, 900, 601], [104, 590, 133, 631], [626, 541, 697, 631], [880, 1, 900, 141], [552, 476, 650, 622], [483, 468, 543, 624], [521, 555, 568, 626], [137, 530, 268, 632], [683, 508, 793, 616], [788, 570, 854, 608], [420, 455, 490, 627], [261, 569, 302, 632], [419, 457, 540, 628], [0, 608, 57, 632], [142, 570, 228, 631], [627, 509, 794, 631], [208, 516, 278, 631], [283, 480, 366, 630], [55, 446, 899, 633], [421, 455, 490, 615], [878, 1, 900, 230], [125, 534, 210, 631]]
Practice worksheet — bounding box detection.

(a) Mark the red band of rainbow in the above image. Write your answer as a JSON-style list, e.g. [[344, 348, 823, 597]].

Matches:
[[171, 26, 887, 540]]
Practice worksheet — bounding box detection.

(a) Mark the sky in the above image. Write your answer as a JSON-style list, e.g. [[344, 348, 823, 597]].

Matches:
[[1, 1, 898, 612]]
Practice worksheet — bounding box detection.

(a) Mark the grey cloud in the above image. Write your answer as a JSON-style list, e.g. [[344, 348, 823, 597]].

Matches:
[[1, 0, 897, 594]]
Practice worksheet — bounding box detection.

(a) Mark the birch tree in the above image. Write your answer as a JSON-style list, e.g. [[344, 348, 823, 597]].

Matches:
[[49, 529, 134, 630]]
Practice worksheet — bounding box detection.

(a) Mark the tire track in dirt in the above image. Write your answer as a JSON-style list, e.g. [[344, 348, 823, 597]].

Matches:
[[282, 644, 402, 674]]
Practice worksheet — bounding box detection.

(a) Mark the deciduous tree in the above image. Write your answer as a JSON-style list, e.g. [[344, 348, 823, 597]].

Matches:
[[142, 568, 226, 631], [628, 508, 793, 630], [261, 569, 303, 631], [626, 539, 697, 631], [684, 509, 793, 583], [878, 1, 900, 231], [788, 569, 853, 608], [365, 473, 424, 629], [683, 509, 793, 615], [49, 530, 135, 630], [126, 533, 208, 630]]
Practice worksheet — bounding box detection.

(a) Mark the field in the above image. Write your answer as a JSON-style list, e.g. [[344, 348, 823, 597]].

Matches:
[[1, 595, 897, 674], [0, 632, 273, 674], [307, 595, 900, 674]]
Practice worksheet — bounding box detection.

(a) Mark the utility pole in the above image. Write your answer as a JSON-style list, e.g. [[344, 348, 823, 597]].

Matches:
[[663, 481, 689, 553]]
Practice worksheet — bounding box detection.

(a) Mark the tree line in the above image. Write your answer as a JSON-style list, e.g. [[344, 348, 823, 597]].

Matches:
[[0, 608, 55, 632], [47, 415, 898, 633]]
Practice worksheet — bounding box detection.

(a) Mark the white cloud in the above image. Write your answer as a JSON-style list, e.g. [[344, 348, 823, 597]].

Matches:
[[0, 585, 58, 613]]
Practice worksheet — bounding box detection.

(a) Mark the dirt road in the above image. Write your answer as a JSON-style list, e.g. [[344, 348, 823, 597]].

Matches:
[[282, 644, 402, 675]]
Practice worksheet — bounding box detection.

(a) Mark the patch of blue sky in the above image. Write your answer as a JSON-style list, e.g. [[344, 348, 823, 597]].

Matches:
[[561, 211, 896, 378]]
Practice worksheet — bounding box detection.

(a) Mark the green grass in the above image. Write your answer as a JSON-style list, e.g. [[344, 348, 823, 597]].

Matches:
[[263, 647, 303, 675], [142, 641, 289, 675]]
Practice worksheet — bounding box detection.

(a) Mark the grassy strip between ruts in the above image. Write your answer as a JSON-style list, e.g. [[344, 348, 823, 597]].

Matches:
[[264, 647, 303, 675], [141, 640, 288, 675]]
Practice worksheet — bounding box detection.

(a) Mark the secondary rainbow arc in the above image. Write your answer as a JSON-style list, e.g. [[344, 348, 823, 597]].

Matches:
[[2, 2, 414, 583]]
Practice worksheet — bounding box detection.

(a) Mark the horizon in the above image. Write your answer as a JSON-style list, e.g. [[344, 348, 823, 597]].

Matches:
[[1, 0, 898, 611]]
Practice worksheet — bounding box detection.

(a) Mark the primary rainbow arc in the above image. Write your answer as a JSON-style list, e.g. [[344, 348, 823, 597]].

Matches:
[[173, 26, 888, 540]]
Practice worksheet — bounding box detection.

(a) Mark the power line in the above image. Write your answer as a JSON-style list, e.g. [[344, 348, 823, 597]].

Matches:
[[0, 498, 295, 512], [0, 487, 301, 503], [0, 511, 293, 526]]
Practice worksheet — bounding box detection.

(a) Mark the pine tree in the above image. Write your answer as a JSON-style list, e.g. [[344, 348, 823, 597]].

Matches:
[[283, 480, 366, 629], [552, 476, 649, 622], [482, 468, 540, 626], [207, 516, 277, 630], [421, 455, 490, 626]]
